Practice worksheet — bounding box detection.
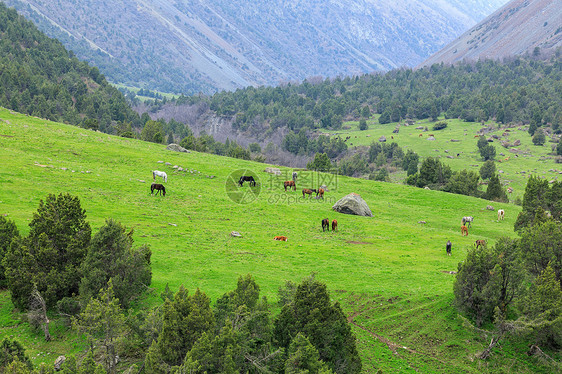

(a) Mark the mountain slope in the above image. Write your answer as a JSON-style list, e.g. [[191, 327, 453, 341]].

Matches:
[[4, 0, 508, 94], [1, 107, 550, 373], [420, 0, 562, 67], [0, 3, 139, 132]]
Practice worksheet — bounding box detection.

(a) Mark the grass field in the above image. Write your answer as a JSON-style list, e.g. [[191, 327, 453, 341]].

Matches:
[[328, 116, 561, 200], [0, 108, 556, 373]]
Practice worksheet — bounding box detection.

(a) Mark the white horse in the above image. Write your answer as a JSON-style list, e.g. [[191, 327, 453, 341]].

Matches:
[[498, 209, 505, 221], [153, 170, 167, 183], [462, 216, 474, 228]]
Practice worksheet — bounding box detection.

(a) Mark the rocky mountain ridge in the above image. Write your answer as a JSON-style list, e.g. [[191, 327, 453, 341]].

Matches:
[[4, 0, 507, 93], [421, 0, 562, 67]]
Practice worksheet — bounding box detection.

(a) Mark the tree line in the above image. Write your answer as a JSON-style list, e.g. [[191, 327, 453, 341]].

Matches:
[[144, 55, 562, 139]]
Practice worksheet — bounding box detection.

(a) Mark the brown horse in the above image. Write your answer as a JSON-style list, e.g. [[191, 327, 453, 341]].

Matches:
[[322, 218, 329, 232], [151, 183, 166, 196], [284, 180, 296, 191], [317, 188, 325, 199], [332, 219, 338, 232], [461, 225, 468, 236], [302, 188, 315, 198], [475, 239, 487, 249], [274, 236, 288, 241]]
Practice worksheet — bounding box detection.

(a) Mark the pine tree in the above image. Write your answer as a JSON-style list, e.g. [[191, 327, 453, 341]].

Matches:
[[144, 287, 214, 372], [485, 174, 508, 202], [518, 264, 562, 348], [79, 218, 151, 309], [274, 275, 361, 374], [0, 216, 19, 288], [4, 193, 90, 309], [479, 160, 496, 180], [72, 281, 125, 374], [285, 333, 334, 374]]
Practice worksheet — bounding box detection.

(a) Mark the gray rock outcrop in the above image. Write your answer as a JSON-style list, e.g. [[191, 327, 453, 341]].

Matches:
[[166, 143, 190, 153], [332, 193, 372, 217]]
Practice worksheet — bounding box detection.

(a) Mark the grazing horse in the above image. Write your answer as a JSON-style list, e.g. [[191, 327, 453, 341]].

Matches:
[[239, 175, 256, 187], [461, 225, 468, 236], [153, 170, 167, 182], [273, 236, 288, 241], [284, 180, 296, 191], [446, 240, 452, 256], [151, 183, 166, 196], [302, 188, 315, 198], [316, 188, 325, 199], [292, 171, 298, 181], [497, 209, 505, 221], [332, 219, 338, 232], [475, 239, 487, 249], [462, 216, 474, 228], [322, 218, 330, 232]]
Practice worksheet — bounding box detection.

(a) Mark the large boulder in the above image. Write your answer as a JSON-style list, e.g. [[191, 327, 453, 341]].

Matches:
[[54, 356, 66, 371], [166, 143, 190, 153], [332, 193, 372, 217]]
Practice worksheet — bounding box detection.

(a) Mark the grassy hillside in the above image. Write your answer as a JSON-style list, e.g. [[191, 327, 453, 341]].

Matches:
[[331, 117, 560, 199], [0, 107, 555, 373]]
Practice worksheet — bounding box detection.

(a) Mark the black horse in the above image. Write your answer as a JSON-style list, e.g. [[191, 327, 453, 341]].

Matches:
[[322, 218, 330, 232], [446, 240, 452, 256], [238, 176, 256, 187], [151, 183, 166, 196]]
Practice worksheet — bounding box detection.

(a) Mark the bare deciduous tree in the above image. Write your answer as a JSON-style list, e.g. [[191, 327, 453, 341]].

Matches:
[[29, 286, 51, 341]]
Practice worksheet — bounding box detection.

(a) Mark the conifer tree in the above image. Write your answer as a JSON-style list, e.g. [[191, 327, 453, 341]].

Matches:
[[0, 216, 19, 288], [73, 281, 125, 374], [518, 264, 562, 348], [4, 193, 90, 309], [274, 275, 361, 374], [79, 218, 151, 309], [485, 174, 508, 202]]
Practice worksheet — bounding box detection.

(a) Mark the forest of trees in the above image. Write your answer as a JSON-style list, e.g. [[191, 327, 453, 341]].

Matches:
[[155, 55, 562, 138]]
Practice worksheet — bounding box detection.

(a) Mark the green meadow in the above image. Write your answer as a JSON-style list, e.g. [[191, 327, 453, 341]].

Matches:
[[329, 116, 560, 199], [0, 107, 554, 373]]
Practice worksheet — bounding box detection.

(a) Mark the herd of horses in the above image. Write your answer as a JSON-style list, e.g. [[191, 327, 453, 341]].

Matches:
[[447, 209, 505, 255], [152, 167, 505, 254]]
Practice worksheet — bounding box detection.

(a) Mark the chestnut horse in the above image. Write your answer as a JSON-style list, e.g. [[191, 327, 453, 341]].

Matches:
[[332, 219, 338, 232], [461, 225, 468, 236], [302, 188, 315, 198], [284, 180, 296, 191], [317, 188, 325, 199]]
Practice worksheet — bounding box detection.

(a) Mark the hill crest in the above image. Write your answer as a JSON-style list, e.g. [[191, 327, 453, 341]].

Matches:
[[420, 0, 562, 67]]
